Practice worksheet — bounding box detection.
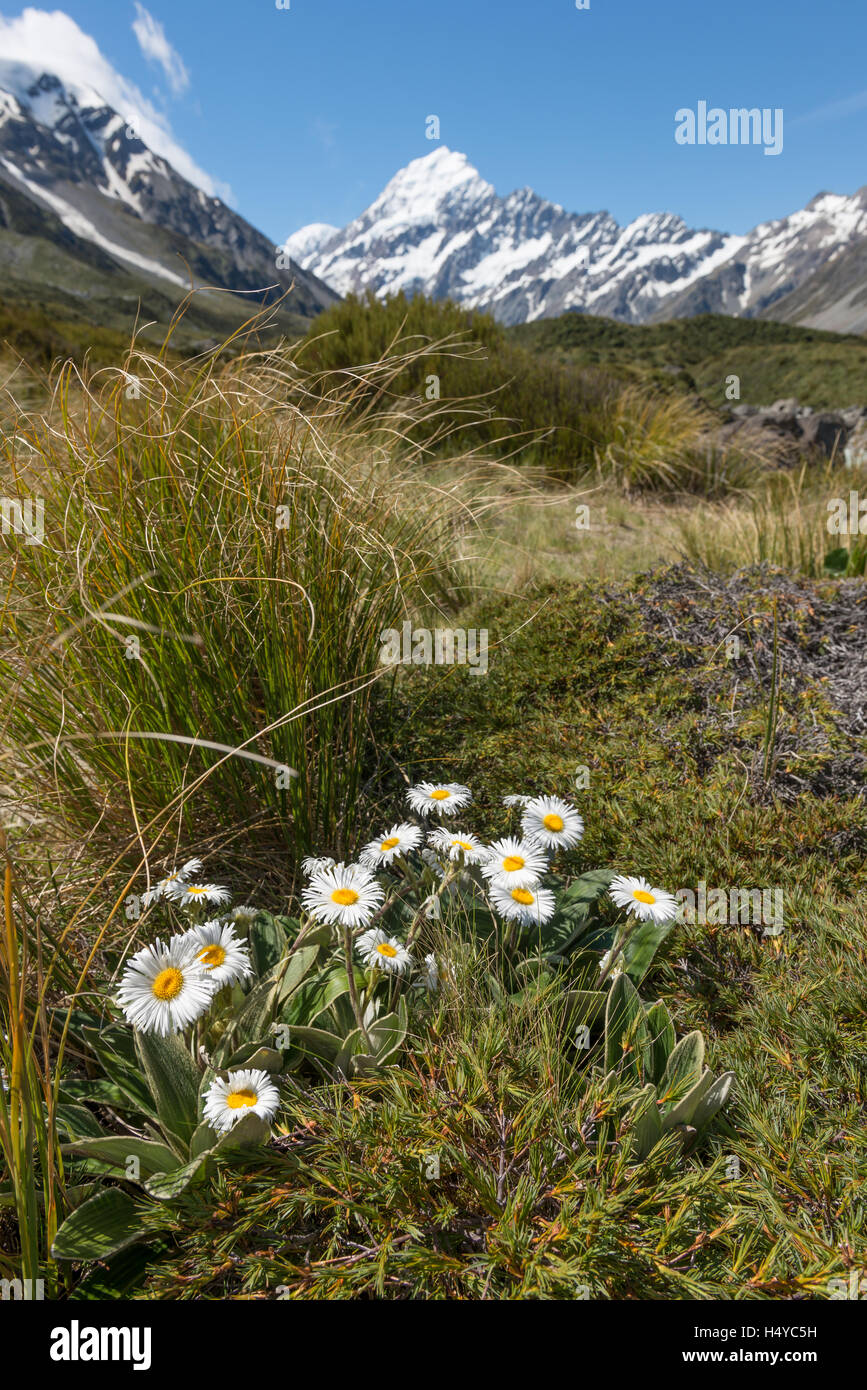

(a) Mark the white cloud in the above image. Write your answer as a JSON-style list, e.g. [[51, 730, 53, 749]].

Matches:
[[0, 8, 231, 201], [131, 3, 189, 96]]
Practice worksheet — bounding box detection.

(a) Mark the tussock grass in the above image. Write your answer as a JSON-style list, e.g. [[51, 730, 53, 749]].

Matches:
[[0, 335, 523, 882], [301, 294, 771, 493], [677, 461, 867, 577]]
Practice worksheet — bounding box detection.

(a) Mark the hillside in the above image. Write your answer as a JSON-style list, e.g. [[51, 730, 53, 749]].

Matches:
[[0, 63, 338, 362], [510, 312, 867, 409]]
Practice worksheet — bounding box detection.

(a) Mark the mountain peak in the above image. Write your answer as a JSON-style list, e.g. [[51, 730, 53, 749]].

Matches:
[[368, 146, 494, 224]]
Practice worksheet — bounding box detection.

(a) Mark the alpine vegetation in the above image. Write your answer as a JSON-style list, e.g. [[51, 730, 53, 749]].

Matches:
[[45, 773, 737, 1278]]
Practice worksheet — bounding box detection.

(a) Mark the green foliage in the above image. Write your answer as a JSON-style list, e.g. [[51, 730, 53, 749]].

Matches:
[[52, 1189, 148, 1263], [301, 290, 623, 478], [511, 311, 867, 410]]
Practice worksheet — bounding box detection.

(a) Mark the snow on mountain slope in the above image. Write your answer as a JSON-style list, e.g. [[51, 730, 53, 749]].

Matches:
[[0, 61, 337, 316], [285, 146, 867, 328]]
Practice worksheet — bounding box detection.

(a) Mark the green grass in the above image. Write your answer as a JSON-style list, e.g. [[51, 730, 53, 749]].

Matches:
[[35, 562, 862, 1302]]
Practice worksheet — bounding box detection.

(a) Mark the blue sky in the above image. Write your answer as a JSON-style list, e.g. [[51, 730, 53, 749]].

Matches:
[[2, 1, 867, 240]]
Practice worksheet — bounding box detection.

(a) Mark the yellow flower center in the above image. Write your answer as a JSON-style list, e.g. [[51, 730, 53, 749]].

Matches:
[[376, 943, 398, 958], [152, 967, 184, 1001], [186, 886, 207, 896], [430, 789, 451, 800], [502, 855, 525, 872], [453, 839, 473, 850], [511, 888, 535, 905], [380, 836, 400, 851], [543, 813, 564, 832], [226, 1088, 258, 1110], [633, 889, 656, 904], [198, 944, 226, 969], [331, 887, 359, 906]]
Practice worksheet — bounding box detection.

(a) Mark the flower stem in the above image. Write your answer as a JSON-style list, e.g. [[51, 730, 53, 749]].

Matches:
[[343, 926, 372, 1052]]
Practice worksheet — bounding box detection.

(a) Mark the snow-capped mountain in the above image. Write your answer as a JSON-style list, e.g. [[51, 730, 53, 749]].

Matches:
[[653, 190, 867, 327], [284, 146, 867, 330], [0, 61, 337, 326]]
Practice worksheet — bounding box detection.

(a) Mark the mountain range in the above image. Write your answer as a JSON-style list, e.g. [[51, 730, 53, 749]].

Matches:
[[0, 58, 865, 359], [284, 146, 867, 333]]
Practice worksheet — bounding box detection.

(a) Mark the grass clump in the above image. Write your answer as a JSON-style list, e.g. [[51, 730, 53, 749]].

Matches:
[[301, 293, 768, 492], [0, 336, 494, 879]]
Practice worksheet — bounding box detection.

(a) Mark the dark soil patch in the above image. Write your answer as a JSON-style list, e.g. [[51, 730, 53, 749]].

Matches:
[[628, 564, 867, 801]]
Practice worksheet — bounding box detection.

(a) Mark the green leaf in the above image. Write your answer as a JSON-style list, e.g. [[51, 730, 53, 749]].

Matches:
[[644, 1001, 676, 1086], [212, 1109, 271, 1153], [70, 1240, 169, 1300], [621, 920, 675, 986], [248, 912, 287, 976], [144, 1113, 272, 1197], [562, 990, 606, 1028], [367, 999, 408, 1066], [55, 1103, 105, 1141], [604, 974, 647, 1080], [78, 1026, 161, 1118], [59, 1077, 152, 1115], [52, 1188, 149, 1262], [233, 945, 320, 1043], [280, 1024, 344, 1064], [223, 1043, 284, 1073], [189, 1121, 215, 1159], [824, 546, 850, 575], [557, 870, 616, 919], [627, 1083, 663, 1160], [541, 870, 616, 955], [143, 1154, 210, 1200], [659, 1030, 705, 1105], [61, 1136, 179, 1180], [282, 963, 357, 1027], [134, 1030, 202, 1155], [661, 1068, 715, 1129], [334, 1029, 368, 1076], [691, 1071, 736, 1130]]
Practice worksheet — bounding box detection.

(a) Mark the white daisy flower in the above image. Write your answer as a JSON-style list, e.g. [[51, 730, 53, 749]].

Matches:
[[202, 1068, 280, 1134], [360, 822, 422, 868], [406, 781, 472, 817], [356, 928, 413, 975], [141, 857, 203, 906], [166, 881, 231, 909], [427, 827, 488, 864], [116, 936, 214, 1035], [481, 837, 548, 890], [609, 874, 678, 924], [184, 920, 253, 988], [301, 855, 336, 876], [502, 794, 531, 808], [490, 882, 556, 926], [301, 862, 384, 929], [231, 905, 257, 924], [521, 795, 584, 851], [417, 952, 439, 991]]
